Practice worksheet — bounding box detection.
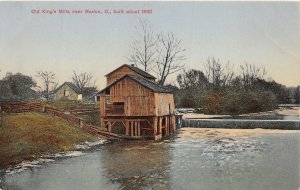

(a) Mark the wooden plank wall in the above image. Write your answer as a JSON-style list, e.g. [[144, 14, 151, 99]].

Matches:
[[107, 66, 142, 85], [99, 94, 105, 116], [109, 77, 155, 116], [154, 93, 175, 116], [106, 65, 155, 85]]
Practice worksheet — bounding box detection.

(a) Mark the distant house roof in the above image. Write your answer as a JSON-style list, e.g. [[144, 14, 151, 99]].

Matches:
[[53, 82, 81, 94], [99, 74, 171, 94], [105, 64, 156, 80]]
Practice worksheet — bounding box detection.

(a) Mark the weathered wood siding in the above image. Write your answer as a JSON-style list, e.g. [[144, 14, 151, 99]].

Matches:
[[106, 65, 155, 85], [109, 77, 155, 116], [154, 93, 175, 116], [54, 85, 80, 101], [99, 94, 105, 116]]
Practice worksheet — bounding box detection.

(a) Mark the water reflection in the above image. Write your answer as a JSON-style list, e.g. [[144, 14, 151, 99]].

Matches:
[[1, 134, 300, 190], [100, 141, 172, 190], [2, 151, 119, 190]]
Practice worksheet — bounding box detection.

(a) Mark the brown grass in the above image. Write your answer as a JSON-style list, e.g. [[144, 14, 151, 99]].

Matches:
[[0, 112, 96, 169]]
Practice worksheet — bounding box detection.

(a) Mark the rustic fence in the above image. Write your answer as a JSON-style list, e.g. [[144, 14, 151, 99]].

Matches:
[[0, 101, 42, 113], [0, 101, 119, 140]]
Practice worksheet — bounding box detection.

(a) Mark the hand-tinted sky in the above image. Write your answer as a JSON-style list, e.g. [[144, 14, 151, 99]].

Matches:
[[0, 1, 299, 89]]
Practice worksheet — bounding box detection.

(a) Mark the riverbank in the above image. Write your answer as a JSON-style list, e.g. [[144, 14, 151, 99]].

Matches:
[[0, 112, 99, 169], [2, 130, 299, 190]]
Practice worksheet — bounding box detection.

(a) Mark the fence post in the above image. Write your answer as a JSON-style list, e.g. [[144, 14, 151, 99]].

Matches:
[[41, 105, 45, 113], [0, 110, 3, 128], [79, 119, 83, 128]]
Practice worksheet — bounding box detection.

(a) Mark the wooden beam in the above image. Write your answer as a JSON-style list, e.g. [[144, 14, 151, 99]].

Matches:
[[130, 121, 133, 136], [171, 115, 175, 133], [153, 117, 158, 136], [125, 120, 129, 135], [137, 121, 140, 136], [103, 118, 150, 122], [165, 116, 169, 136], [146, 121, 152, 126], [159, 117, 162, 134]]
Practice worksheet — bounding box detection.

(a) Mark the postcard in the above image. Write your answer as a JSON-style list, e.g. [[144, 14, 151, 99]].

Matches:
[[0, 1, 299, 190]]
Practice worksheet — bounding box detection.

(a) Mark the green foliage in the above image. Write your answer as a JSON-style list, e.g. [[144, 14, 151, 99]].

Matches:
[[1, 73, 37, 100], [177, 69, 207, 89], [175, 62, 280, 115], [201, 88, 277, 115], [203, 91, 222, 114]]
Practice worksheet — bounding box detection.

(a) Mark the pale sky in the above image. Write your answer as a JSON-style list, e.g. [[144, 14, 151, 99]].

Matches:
[[0, 1, 299, 89]]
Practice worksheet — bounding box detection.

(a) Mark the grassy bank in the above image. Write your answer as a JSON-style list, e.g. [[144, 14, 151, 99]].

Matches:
[[73, 112, 101, 127], [0, 112, 96, 169], [45, 100, 96, 110]]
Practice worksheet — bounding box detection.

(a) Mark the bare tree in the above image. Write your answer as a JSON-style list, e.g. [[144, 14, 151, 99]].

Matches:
[[36, 71, 55, 100], [72, 71, 95, 94], [128, 19, 157, 72], [155, 33, 186, 86], [240, 63, 266, 87], [204, 57, 234, 90], [51, 81, 59, 91]]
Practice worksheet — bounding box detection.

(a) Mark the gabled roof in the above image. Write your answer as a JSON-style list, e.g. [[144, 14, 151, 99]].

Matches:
[[99, 75, 172, 94], [53, 82, 81, 94], [105, 64, 156, 80]]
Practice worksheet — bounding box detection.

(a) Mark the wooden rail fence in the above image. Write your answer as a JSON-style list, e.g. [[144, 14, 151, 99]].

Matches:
[[0, 101, 120, 140]]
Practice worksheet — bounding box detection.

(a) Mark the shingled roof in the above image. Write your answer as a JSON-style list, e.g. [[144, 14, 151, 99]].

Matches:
[[99, 74, 171, 94], [105, 64, 156, 80], [53, 82, 81, 94]]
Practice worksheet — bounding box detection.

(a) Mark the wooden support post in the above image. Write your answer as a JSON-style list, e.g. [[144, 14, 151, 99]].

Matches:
[[125, 120, 129, 136], [137, 121, 140, 136], [157, 117, 160, 135], [133, 121, 137, 136], [171, 115, 176, 133], [164, 116, 166, 136], [135, 121, 138, 136], [136, 121, 139, 136], [153, 117, 158, 137], [159, 117, 162, 135]]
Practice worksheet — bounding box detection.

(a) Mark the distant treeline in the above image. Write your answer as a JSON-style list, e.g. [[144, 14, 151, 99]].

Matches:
[[168, 58, 300, 114], [0, 71, 97, 101], [1, 58, 299, 115]]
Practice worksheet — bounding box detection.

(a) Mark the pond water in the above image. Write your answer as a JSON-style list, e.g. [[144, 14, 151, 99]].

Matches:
[[1, 133, 300, 190]]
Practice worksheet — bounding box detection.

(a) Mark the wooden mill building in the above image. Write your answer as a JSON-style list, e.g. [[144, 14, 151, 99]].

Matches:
[[99, 64, 175, 140]]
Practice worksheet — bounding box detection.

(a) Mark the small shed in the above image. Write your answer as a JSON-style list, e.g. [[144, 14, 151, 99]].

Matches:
[[53, 82, 82, 101], [99, 64, 175, 140]]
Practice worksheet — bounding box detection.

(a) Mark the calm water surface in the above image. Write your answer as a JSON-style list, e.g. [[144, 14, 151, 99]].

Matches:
[[1, 133, 300, 190]]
